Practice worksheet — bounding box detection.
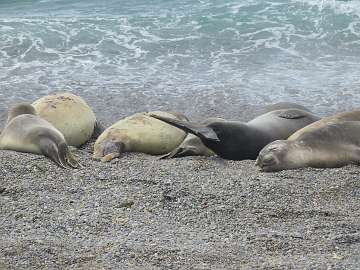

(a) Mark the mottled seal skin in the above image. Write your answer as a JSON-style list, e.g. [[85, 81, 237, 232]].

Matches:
[[0, 103, 78, 168], [263, 102, 311, 113], [93, 111, 187, 162], [256, 121, 360, 172], [160, 102, 312, 159], [150, 109, 320, 161], [289, 110, 360, 140], [32, 92, 100, 147]]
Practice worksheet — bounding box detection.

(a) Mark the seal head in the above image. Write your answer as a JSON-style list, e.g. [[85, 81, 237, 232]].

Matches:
[[6, 102, 37, 122], [255, 140, 302, 172]]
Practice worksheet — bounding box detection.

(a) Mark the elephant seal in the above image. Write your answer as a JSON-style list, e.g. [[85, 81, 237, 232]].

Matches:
[[93, 111, 187, 162], [256, 121, 360, 172], [256, 110, 360, 171], [160, 102, 311, 159], [0, 103, 78, 168], [150, 108, 320, 160], [32, 92, 101, 147]]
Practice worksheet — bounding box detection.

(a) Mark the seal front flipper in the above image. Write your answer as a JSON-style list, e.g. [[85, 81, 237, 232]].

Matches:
[[277, 109, 310, 120], [158, 151, 176, 159], [159, 147, 197, 159], [149, 114, 220, 142], [101, 152, 121, 162], [38, 137, 68, 168]]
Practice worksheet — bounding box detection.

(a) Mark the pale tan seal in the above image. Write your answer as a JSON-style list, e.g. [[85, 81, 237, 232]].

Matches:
[[32, 92, 100, 147], [256, 121, 360, 172], [93, 111, 187, 162], [0, 103, 78, 168]]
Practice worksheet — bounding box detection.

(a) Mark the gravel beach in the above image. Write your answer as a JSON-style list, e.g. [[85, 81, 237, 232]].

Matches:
[[0, 100, 360, 269], [2, 0, 360, 268]]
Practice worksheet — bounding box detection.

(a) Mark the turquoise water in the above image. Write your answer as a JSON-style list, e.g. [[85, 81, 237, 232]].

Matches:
[[1, 0, 360, 115]]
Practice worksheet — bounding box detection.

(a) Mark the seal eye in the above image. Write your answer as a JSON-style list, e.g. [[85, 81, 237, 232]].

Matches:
[[261, 154, 276, 166], [267, 145, 279, 151]]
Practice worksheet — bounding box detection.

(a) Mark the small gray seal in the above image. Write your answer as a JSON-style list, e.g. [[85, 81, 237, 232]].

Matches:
[[0, 103, 78, 168]]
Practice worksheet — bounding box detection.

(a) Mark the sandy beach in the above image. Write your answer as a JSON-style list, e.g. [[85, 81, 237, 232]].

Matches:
[[0, 100, 359, 269]]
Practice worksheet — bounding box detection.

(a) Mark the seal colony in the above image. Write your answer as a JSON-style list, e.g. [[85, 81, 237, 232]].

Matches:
[[160, 102, 314, 159], [150, 108, 320, 160], [1, 91, 360, 173]]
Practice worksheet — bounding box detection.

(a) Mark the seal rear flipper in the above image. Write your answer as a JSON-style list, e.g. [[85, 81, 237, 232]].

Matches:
[[149, 114, 220, 142], [38, 138, 67, 168], [58, 143, 79, 168], [350, 147, 360, 165], [67, 153, 80, 168], [92, 120, 105, 139]]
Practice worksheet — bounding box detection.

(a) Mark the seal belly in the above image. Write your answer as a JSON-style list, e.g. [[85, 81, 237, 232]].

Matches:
[[0, 126, 41, 154]]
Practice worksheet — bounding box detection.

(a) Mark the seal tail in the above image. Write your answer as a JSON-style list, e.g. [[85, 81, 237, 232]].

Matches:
[[149, 114, 220, 142]]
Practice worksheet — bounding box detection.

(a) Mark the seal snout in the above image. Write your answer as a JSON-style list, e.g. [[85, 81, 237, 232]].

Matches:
[[255, 152, 277, 172], [261, 154, 276, 166]]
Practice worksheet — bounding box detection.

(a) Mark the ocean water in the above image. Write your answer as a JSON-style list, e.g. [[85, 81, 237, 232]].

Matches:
[[1, 0, 360, 119]]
